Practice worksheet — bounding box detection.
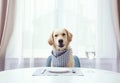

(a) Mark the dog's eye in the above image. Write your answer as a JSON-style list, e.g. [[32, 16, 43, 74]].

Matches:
[[62, 33, 66, 36], [55, 34, 58, 37]]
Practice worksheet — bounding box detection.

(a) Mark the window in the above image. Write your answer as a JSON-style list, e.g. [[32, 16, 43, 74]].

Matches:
[[22, 0, 97, 58], [6, 0, 117, 58]]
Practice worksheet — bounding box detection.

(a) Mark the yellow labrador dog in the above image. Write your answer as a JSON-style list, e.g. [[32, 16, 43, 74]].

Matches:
[[48, 28, 74, 67]]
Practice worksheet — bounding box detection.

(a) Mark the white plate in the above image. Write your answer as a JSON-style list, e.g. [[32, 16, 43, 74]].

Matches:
[[49, 68, 70, 73]]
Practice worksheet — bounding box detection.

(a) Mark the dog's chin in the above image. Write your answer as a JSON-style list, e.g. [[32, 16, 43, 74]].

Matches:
[[56, 45, 66, 51], [59, 44, 64, 48]]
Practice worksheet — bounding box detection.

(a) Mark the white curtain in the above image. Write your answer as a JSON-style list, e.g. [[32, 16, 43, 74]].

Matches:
[[5, 0, 56, 70], [5, 0, 118, 70], [95, 0, 117, 71], [96, 0, 117, 58]]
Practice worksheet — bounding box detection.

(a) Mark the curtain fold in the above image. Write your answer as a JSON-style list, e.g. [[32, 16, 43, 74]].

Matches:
[[117, 0, 120, 53], [0, 0, 15, 71], [117, 0, 120, 72], [0, 0, 7, 45], [111, 0, 120, 53], [111, 0, 120, 72], [118, 0, 120, 26]]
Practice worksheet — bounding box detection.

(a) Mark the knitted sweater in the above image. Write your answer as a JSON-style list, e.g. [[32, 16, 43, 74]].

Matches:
[[52, 49, 70, 67]]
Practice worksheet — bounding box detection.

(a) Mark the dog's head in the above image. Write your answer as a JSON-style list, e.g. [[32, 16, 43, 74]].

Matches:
[[48, 28, 72, 51]]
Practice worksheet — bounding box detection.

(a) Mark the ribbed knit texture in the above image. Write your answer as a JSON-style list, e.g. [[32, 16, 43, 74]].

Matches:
[[52, 49, 70, 67]]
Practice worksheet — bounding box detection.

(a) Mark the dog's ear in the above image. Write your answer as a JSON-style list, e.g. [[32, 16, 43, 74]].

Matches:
[[48, 32, 54, 45], [64, 29, 72, 42]]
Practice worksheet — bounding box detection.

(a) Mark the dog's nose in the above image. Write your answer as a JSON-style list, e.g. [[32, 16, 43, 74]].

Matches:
[[58, 39, 63, 43]]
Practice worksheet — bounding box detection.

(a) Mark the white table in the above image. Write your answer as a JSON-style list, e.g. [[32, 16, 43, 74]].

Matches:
[[0, 67, 120, 83]]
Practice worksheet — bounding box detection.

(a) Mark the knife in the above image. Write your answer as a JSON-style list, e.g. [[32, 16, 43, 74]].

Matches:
[[41, 69, 46, 74]]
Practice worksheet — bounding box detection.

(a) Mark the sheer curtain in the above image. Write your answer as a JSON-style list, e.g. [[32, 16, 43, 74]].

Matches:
[[95, 0, 117, 71], [5, 0, 118, 70], [96, 0, 117, 58], [5, 0, 56, 70]]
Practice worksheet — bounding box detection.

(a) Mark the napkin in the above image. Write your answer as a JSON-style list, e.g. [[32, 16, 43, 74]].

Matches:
[[32, 68, 84, 76]]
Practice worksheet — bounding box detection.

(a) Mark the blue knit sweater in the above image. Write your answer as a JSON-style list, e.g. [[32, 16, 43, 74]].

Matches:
[[52, 49, 70, 67]]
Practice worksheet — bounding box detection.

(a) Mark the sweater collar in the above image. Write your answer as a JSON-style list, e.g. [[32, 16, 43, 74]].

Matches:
[[52, 49, 69, 58]]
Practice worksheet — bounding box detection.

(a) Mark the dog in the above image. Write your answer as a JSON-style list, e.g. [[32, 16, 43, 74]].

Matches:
[[48, 28, 74, 67]]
